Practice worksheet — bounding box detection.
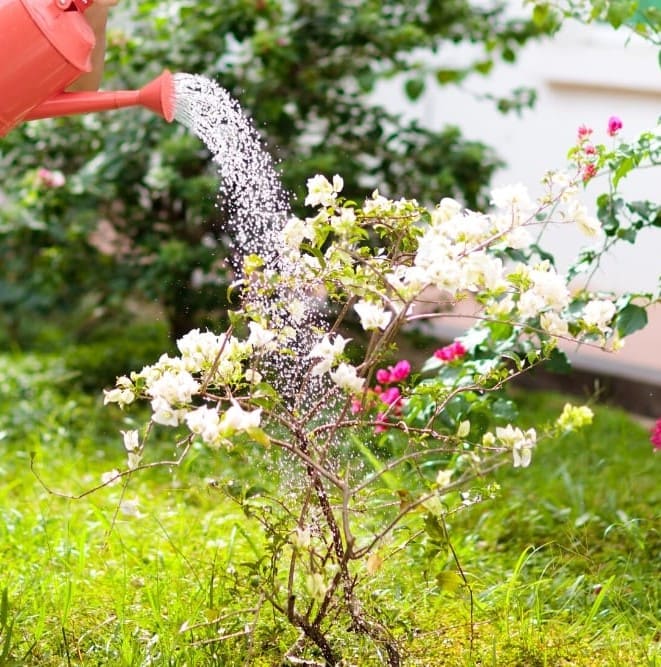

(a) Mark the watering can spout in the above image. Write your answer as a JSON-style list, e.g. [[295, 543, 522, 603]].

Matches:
[[23, 70, 175, 123]]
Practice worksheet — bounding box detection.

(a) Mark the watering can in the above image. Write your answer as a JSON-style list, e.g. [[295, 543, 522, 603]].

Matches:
[[0, 0, 175, 137]]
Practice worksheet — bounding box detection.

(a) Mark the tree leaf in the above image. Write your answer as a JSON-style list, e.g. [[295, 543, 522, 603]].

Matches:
[[436, 570, 463, 594], [404, 78, 425, 101], [615, 303, 648, 337]]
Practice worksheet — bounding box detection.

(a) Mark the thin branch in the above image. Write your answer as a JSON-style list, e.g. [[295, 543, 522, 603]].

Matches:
[[354, 458, 507, 559], [30, 436, 194, 500]]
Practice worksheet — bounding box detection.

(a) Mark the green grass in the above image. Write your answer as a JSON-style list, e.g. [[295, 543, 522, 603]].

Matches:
[[0, 352, 659, 665]]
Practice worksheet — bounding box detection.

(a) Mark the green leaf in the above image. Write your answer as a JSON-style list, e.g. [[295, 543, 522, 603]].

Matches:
[[436, 570, 464, 594], [404, 78, 426, 101], [424, 513, 446, 541], [474, 59, 493, 75], [615, 303, 648, 337], [246, 427, 271, 447], [606, 0, 637, 28], [532, 3, 550, 27], [421, 356, 443, 373], [436, 68, 465, 84], [545, 347, 572, 374]]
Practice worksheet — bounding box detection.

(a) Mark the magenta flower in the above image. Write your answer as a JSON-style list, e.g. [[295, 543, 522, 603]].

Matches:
[[374, 413, 389, 433], [389, 360, 411, 382], [434, 340, 467, 362], [607, 116, 623, 137], [577, 124, 593, 140], [651, 418, 661, 451], [380, 386, 401, 406], [581, 163, 597, 183], [375, 368, 391, 385]]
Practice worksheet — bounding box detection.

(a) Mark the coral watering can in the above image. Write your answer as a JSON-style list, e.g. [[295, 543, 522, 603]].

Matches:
[[0, 0, 174, 136]]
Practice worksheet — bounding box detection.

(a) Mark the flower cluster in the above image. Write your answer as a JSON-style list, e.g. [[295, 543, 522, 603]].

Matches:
[[283, 173, 618, 352], [35, 167, 66, 189], [556, 403, 594, 433], [351, 359, 411, 433], [651, 418, 661, 451], [104, 328, 265, 450], [434, 340, 467, 362], [571, 115, 623, 183], [484, 425, 538, 468]]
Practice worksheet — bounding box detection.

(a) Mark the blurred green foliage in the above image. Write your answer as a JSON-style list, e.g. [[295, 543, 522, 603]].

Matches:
[[0, 0, 559, 345]]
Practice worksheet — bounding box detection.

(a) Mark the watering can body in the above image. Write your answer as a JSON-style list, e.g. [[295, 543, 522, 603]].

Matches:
[[0, 0, 173, 137], [0, 0, 94, 135]]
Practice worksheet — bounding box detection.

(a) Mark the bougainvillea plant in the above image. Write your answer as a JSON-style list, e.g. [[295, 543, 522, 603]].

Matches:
[[98, 117, 661, 664]]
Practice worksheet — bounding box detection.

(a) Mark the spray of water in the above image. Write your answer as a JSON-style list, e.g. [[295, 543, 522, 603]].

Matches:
[[173, 73, 330, 410]]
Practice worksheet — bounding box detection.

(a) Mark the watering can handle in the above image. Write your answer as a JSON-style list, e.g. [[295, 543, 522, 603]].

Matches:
[[55, 0, 93, 12]]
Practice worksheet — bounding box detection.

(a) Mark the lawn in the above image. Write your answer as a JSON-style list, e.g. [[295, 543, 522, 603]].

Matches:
[[0, 351, 659, 666]]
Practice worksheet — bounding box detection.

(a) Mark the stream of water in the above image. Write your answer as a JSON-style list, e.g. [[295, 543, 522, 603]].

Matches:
[[172, 73, 326, 402]]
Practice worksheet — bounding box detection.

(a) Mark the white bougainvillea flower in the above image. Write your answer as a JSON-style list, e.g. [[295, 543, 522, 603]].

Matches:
[[101, 469, 121, 487], [517, 263, 570, 319], [582, 299, 616, 332], [185, 405, 222, 444], [362, 189, 391, 215], [122, 430, 142, 467], [308, 334, 350, 376], [491, 183, 534, 218], [150, 396, 185, 427], [330, 206, 356, 236], [306, 573, 328, 603], [540, 311, 569, 337], [103, 386, 135, 408], [354, 300, 392, 331], [287, 298, 308, 324], [103, 375, 135, 407], [329, 363, 365, 394], [567, 200, 601, 237], [431, 197, 462, 225], [281, 216, 312, 250], [292, 526, 311, 550], [148, 370, 200, 406], [247, 321, 277, 350], [496, 424, 537, 468], [244, 368, 262, 384], [177, 329, 227, 372], [305, 174, 342, 208], [119, 498, 144, 519], [219, 402, 262, 435]]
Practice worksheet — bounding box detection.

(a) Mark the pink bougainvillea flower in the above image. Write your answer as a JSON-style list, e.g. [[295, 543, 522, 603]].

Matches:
[[650, 418, 661, 451], [581, 163, 597, 183], [577, 124, 593, 140], [607, 115, 623, 137], [583, 144, 597, 156], [374, 413, 389, 433], [434, 340, 467, 362], [389, 360, 411, 382], [380, 386, 401, 406], [375, 368, 392, 385], [376, 359, 411, 385], [350, 399, 362, 414], [36, 167, 65, 188]]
